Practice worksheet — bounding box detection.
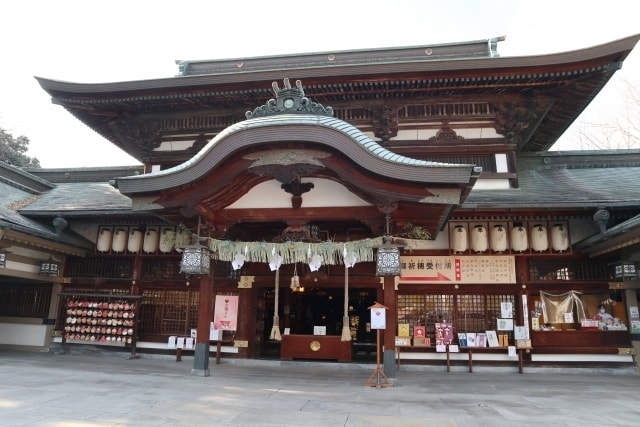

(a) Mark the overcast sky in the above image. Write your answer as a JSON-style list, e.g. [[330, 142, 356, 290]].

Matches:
[[1, 1, 639, 168]]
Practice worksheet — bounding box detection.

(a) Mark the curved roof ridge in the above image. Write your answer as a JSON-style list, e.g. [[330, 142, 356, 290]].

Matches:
[[116, 113, 477, 194]]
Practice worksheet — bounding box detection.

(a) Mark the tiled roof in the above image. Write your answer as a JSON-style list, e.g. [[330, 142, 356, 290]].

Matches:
[[19, 182, 133, 215], [465, 151, 640, 209], [0, 183, 50, 235]]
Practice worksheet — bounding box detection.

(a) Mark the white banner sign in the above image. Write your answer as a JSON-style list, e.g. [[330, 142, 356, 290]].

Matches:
[[370, 307, 386, 329], [400, 255, 516, 284]]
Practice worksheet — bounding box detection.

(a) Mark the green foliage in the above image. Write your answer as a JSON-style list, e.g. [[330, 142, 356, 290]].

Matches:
[[398, 223, 432, 240], [0, 126, 40, 167]]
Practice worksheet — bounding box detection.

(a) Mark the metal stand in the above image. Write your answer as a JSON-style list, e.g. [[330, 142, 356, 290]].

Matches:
[[365, 329, 393, 388]]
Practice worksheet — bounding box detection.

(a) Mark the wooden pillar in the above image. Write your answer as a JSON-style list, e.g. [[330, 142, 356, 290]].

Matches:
[[236, 276, 256, 358], [192, 272, 213, 376], [382, 275, 397, 379]]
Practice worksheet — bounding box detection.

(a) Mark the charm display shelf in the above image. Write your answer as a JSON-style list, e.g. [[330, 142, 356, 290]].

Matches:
[[59, 293, 142, 359]]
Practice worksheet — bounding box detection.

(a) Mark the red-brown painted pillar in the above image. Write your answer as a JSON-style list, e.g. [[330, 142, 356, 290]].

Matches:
[[382, 275, 397, 378], [192, 272, 213, 376]]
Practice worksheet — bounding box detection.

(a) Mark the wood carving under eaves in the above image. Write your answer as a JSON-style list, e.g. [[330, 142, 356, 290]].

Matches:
[[245, 149, 327, 209], [493, 98, 547, 145], [429, 124, 464, 141], [244, 149, 329, 183], [281, 177, 315, 209], [111, 116, 163, 158], [372, 105, 399, 142]]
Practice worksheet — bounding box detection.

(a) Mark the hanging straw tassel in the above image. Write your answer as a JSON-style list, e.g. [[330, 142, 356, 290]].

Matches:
[[341, 263, 352, 341], [270, 267, 282, 341]]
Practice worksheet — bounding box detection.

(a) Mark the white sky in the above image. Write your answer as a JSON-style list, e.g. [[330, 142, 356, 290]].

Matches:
[[1, 0, 639, 168]]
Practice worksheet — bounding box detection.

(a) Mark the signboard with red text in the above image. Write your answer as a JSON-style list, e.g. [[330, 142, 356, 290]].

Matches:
[[400, 256, 516, 284]]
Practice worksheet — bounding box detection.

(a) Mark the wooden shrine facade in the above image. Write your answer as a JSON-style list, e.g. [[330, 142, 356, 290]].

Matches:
[[2, 34, 638, 373]]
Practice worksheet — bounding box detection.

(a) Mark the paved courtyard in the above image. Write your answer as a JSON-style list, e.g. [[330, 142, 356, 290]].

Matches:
[[0, 350, 638, 426]]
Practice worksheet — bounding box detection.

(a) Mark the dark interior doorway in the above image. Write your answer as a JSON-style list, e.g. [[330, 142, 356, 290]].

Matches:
[[256, 286, 377, 361]]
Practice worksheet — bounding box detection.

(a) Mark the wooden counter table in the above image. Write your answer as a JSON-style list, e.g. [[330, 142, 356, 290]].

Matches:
[[281, 334, 352, 362]]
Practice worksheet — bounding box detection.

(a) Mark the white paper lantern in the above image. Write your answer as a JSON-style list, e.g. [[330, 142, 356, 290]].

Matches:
[[112, 228, 127, 253], [551, 224, 569, 252], [490, 224, 508, 253], [175, 228, 191, 249], [530, 224, 548, 252], [471, 225, 488, 253], [511, 226, 528, 252], [96, 228, 112, 253], [143, 228, 159, 253], [451, 225, 468, 253], [159, 228, 176, 253], [128, 229, 143, 253]]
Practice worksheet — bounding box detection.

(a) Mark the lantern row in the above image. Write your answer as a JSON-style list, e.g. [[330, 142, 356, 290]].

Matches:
[[449, 221, 570, 254], [95, 225, 191, 255]]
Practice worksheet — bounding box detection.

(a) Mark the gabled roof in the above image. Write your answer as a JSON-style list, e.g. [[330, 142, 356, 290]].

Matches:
[[35, 35, 640, 165]]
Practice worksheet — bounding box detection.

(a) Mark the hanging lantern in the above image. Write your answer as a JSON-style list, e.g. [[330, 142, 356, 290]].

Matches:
[[111, 228, 127, 253], [490, 224, 508, 253], [159, 227, 176, 253], [511, 225, 528, 252], [375, 236, 402, 276], [127, 229, 143, 253], [0, 250, 6, 268], [40, 255, 60, 276], [179, 244, 211, 275], [96, 227, 112, 253], [530, 224, 548, 252], [451, 225, 468, 253], [610, 261, 637, 281], [551, 224, 569, 252], [470, 225, 488, 253], [175, 227, 191, 250], [143, 228, 159, 253]]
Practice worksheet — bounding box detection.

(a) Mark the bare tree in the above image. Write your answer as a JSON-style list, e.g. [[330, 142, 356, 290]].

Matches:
[[569, 79, 640, 150]]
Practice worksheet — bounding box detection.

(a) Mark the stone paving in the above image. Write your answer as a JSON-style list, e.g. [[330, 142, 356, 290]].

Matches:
[[0, 350, 638, 426]]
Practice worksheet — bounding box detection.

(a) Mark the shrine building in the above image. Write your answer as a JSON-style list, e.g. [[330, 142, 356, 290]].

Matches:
[[2, 34, 640, 376]]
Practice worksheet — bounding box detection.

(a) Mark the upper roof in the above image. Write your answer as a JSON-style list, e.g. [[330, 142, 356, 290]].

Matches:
[[36, 35, 640, 166]]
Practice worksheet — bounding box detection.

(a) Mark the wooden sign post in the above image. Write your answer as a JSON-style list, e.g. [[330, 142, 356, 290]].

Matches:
[[365, 302, 393, 388]]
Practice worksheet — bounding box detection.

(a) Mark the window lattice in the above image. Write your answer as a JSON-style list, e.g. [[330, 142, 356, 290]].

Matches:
[[65, 257, 134, 278], [0, 284, 52, 317], [139, 289, 199, 337], [398, 293, 515, 344], [528, 259, 609, 281], [142, 258, 182, 280]]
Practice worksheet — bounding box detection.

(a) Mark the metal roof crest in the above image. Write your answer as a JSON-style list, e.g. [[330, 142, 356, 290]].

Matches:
[[245, 78, 334, 119]]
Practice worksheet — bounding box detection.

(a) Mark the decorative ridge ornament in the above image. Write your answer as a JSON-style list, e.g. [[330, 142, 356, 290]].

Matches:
[[245, 78, 334, 119]]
